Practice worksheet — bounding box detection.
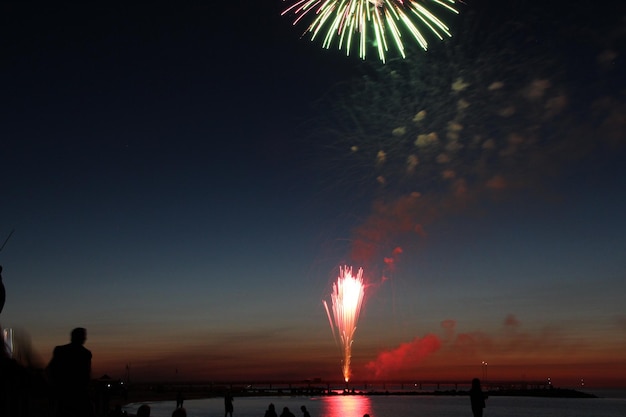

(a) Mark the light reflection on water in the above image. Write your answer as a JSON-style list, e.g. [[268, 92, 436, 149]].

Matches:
[[124, 393, 626, 417], [323, 395, 371, 417], [124, 395, 374, 417]]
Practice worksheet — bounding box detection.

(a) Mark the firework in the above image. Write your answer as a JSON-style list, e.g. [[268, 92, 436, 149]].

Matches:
[[282, 0, 458, 63], [323, 265, 365, 382], [316, 2, 614, 201]]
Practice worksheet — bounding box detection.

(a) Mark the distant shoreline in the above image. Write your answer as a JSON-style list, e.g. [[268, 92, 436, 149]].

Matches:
[[120, 384, 597, 408]]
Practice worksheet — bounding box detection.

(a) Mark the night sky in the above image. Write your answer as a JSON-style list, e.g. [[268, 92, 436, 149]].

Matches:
[[2, 1, 626, 388]]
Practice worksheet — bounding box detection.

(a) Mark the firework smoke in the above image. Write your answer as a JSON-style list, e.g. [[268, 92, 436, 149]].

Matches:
[[323, 265, 365, 382]]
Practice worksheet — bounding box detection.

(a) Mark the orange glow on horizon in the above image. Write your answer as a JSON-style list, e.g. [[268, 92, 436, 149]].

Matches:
[[43, 314, 623, 389], [87, 342, 626, 388]]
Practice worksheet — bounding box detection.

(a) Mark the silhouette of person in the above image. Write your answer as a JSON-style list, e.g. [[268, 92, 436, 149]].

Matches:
[[172, 407, 187, 417], [224, 390, 234, 417], [280, 406, 296, 417], [176, 391, 185, 408], [137, 404, 151, 417], [300, 405, 311, 417], [469, 377, 488, 417], [47, 327, 93, 417], [264, 403, 278, 417], [0, 265, 5, 315]]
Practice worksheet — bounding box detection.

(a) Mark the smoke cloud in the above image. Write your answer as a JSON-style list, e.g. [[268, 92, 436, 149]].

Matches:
[[365, 334, 442, 378], [350, 194, 432, 266], [359, 314, 621, 381]]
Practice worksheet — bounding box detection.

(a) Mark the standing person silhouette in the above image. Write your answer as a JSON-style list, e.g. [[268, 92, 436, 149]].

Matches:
[[300, 405, 311, 417], [469, 378, 488, 417], [224, 390, 234, 417], [47, 327, 93, 417]]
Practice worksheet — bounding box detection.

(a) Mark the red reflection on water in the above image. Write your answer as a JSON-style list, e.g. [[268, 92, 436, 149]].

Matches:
[[321, 395, 372, 417]]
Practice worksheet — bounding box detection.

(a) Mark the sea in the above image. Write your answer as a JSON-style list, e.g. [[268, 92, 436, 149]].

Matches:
[[123, 390, 626, 417]]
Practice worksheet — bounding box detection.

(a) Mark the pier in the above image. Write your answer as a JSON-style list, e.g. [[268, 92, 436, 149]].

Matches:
[[131, 379, 553, 398]]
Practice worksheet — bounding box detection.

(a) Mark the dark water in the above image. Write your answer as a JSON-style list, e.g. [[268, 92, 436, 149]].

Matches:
[[124, 392, 626, 417]]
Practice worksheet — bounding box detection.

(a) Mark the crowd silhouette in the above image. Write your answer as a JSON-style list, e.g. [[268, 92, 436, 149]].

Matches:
[[0, 265, 99, 416]]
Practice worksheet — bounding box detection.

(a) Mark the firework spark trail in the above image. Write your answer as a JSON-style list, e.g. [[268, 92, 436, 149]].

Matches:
[[282, 0, 458, 63], [323, 265, 365, 382]]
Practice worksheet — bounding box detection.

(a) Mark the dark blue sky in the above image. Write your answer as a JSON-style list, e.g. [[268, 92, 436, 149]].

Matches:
[[2, 1, 626, 385]]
